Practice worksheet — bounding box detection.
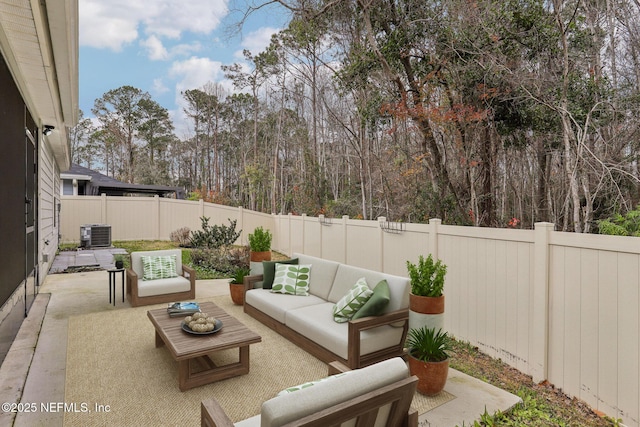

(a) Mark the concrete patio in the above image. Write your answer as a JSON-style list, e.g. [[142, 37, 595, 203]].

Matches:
[[0, 249, 521, 426]]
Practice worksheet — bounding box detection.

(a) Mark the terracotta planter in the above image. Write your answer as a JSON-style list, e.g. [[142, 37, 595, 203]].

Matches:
[[409, 293, 444, 314], [229, 283, 245, 305], [250, 250, 271, 262], [408, 354, 449, 395]]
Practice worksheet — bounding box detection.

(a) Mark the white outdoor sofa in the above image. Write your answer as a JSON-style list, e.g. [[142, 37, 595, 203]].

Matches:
[[243, 253, 411, 369], [126, 249, 196, 307]]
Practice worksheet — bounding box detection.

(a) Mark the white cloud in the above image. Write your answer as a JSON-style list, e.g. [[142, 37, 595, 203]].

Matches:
[[152, 78, 169, 95], [140, 36, 169, 60], [80, 0, 230, 51], [235, 26, 280, 57]]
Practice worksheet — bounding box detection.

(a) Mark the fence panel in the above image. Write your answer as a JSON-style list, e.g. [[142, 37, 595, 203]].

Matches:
[[58, 197, 640, 426]]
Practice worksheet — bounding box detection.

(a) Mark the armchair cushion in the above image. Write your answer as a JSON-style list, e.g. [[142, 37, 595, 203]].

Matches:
[[141, 255, 178, 280]]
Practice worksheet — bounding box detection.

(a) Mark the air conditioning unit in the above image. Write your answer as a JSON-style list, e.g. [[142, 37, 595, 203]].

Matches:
[[80, 224, 112, 248]]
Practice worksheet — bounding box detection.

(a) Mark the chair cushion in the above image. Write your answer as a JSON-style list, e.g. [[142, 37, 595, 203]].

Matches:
[[141, 255, 178, 280], [332, 278, 373, 323], [262, 259, 298, 289], [137, 276, 191, 297], [271, 264, 311, 296], [260, 357, 409, 427], [352, 279, 390, 320], [131, 249, 184, 277], [293, 253, 341, 300]]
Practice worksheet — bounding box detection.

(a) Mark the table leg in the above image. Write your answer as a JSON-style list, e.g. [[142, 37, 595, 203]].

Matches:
[[108, 273, 112, 304], [121, 270, 125, 302]]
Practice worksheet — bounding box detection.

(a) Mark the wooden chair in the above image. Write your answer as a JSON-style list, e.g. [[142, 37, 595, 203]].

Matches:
[[126, 249, 196, 307], [201, 358, 418, 427]]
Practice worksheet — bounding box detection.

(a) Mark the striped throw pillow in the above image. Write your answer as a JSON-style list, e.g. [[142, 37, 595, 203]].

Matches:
[[333, 278, 373, 323]]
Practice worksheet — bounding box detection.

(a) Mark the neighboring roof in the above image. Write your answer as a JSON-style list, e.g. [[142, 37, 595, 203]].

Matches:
[[64, 163, 186, 198], [0, 0, 79, 170]]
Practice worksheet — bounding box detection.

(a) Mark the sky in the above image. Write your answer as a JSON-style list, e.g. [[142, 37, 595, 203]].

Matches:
[[78, 0, 290, 137]]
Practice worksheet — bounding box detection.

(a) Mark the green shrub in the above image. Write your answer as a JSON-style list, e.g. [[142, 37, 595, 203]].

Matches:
[[597, 206, 640, 237], [248, 226, 272, 252], [190, 217, 241, 249], [406, 254, 446, 297]]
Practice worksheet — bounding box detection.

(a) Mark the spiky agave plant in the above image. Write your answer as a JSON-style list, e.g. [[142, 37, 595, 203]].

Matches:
[[407, 326, 450, 362]]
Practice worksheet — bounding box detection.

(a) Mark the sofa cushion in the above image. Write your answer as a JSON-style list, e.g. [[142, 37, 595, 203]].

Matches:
[[262, 259, 298, 289], [328, 264, 410, 313], [137, 275, 191, 297], [271, 264, 311, 296], [332, 278, 373, 323], [245, 289, 326, 323], [260, 357, 409, 427], [352, 279, 390, 320], [141, 255, 178, 281], [285, 302, 405, 359], [293, 253, 340, 300]]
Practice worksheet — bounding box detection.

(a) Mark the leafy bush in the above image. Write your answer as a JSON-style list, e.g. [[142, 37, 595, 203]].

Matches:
[[230, 266, 251, 284], [190, 245, 249, 275], [190, 217, 241, 249], [248, 226, 272, 252], [170, 227, 192, 247], [406, 254, 446, 297], [597, 206, 640, 237]]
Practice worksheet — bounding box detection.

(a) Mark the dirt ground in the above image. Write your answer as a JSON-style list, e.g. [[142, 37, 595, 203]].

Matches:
[[448, 339, 616, 426]]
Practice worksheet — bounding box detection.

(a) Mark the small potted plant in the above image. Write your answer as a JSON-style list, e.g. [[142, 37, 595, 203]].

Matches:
[[406, 326, 451, 395], [248, 226, 272, 262], [406, 254, 446, 314], [229, 266, 251, 305], [114, 254, 126, 269]]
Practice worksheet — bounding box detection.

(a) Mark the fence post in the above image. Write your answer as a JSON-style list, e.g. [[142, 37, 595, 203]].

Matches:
[[153, 195, 160, 240], [378, 217, 386, 272], [101, 193, 107, 223], [342, 215, 349, 264], [301, 214, 307, 253], [429, 218, 441, 259], [238, 206, 244, 245], [532, 221, 553, 383]]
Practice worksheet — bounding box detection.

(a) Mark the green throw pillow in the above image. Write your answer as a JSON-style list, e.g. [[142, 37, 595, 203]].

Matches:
[[352, 280, 390, 320], [271, 264, 311, 296], [262, 258, 299, 289], [333, 278, 373, 323], [141, 255, 178, 281]]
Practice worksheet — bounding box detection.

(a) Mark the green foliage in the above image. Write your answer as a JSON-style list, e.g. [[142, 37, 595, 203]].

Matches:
[[230, 266, 251, 284], [597, 206, 640, 237], [190, 217, 242, 249], [406, 254, 447, 297], [248, 226, 272, 252], [407, 326, 450, 363]]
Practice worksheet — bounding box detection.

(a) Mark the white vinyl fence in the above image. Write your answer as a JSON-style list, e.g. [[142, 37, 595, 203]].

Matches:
[[60, 195, 640, 426]]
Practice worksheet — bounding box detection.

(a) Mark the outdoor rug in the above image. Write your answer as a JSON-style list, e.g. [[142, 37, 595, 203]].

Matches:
[[64, 295, 455, 426]]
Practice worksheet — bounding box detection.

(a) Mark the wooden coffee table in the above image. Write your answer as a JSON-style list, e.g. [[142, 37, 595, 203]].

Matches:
[[147, 301, 262, 391]]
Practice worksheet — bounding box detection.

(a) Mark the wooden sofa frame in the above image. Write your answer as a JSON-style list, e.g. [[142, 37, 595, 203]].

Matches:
[[201, 361, 419, 427], [126, 264, 196, 307], [243, 274, 409, 369]]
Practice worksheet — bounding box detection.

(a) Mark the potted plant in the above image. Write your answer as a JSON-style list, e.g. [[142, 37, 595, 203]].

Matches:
[[229, 266, 251, 305], [407, 254, 446, 331], [248, 226, 272, 262], [406, 326, 450, 395], [114, 254, 126, 269]]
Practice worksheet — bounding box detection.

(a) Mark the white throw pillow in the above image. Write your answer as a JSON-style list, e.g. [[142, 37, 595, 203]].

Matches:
[[271, 264, 312, 296]]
